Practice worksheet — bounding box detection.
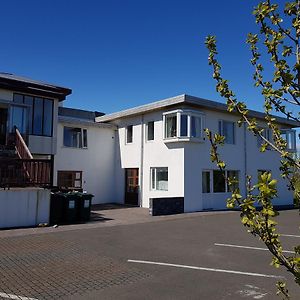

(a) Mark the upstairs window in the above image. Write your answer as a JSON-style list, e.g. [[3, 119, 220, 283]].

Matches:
[[257, 128, 271, 148], [163, 110, 204, 141], [63, 127, 87, 148], [126, 125, 133, 143], [280, 129, 296, 151], [165, 114, 177, 138], [13, 93, 53, 137], [147, 121, 154, 141], [218, 120, 235, 144]]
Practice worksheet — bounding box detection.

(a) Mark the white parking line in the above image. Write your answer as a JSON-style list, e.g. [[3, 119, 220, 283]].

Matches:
[[281, 234, 300, 238], [0, 292, 38, 300], [128, 259, 283, 279], [214, 243, 295, 254]]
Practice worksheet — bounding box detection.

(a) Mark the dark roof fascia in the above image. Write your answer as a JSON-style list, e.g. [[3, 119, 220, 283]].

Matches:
[[0, 77, 72, 101], [58, 107, 105, 121]]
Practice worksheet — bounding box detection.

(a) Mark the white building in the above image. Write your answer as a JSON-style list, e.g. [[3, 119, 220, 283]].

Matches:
[[0, 74, 298, 222]]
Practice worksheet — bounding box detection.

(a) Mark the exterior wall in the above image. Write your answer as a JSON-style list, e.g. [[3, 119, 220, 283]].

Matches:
[[113, 111, 185, 208], [54, 122, 118, 204], [184, 109, 294, 211], [0, 188, 50, 228], [112, 106, 294, 212]]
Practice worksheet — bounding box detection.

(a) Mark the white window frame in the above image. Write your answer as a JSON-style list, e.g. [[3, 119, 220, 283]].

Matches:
[[63, 127, 88, 149], [280, 129, 296, 151], [150, 167, 168, 191], [163, 109, 205, 142], [218, 120, 235, 144], [126, 125, 133, 144], [202, 169, 239, 194]]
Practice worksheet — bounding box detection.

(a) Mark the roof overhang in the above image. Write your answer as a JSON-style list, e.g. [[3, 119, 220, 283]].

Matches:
[[0, 74, 72, 101], [95, 94, 299, 128]]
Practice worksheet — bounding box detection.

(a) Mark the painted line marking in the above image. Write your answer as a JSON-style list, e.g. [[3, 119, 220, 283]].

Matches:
[[281, 234, 300, 238], [214, 243, 295, 254], [0, 292, 38, 300], [127, 259, 283, 279]]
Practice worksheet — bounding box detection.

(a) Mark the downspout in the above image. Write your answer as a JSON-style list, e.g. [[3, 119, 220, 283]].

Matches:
[[140, 115, 144, 207], [243, 122, 247, 197]]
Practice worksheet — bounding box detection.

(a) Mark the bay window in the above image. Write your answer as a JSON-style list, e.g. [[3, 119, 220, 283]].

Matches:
[[163, 110, 204, 141], [280, 129, 296, 151]]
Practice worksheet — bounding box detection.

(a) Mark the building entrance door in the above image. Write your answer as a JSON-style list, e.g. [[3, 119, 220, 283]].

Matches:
[[125, 168, 139, 206], [0, 108, 8, 145]]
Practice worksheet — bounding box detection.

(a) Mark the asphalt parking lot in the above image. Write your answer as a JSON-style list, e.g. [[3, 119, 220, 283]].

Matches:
[[0, 208, 299, 299]]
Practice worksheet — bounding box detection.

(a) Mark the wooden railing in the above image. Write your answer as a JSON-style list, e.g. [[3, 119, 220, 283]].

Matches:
[[0, 159, 52, 188], [14, 127, 33, 159]]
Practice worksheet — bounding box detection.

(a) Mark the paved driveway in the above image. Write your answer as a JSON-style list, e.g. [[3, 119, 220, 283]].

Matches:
[[0, 208, 299, 299]]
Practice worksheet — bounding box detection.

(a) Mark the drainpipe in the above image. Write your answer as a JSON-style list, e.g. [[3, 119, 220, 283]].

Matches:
[[243, 122, 247, 197], [140, 115, 144, 207]]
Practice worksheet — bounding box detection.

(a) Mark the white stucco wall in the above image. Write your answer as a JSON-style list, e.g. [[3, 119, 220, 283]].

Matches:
[[54, 121, 118, 204], [111, 106, 294, 212], [0, 188, 50, 228]]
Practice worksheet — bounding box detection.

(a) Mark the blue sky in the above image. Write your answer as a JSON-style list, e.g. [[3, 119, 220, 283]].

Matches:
[[0, 0, 294, 118]]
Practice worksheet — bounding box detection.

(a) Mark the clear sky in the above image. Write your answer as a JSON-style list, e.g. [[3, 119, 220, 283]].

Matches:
[[0, 0, 293, 117]]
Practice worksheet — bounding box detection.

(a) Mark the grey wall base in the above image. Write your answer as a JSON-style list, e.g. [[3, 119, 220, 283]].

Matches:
[[149, 197, 184, 216]]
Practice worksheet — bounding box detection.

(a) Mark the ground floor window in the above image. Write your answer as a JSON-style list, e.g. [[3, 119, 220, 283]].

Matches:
[[57, 171, 82, 189], [150, 167, 168, 191], [202, 170, 239, 193]]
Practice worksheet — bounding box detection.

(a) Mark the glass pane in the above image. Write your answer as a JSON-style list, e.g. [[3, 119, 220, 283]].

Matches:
[[151, 168, 155, 189], [127, 125, 133, 143], [10, 105, 27, 134], [83, 129, 88, 147], [24, 96, 33, 134], [64, 127, 82, 147], [33, 98, 43, 135], [223, 121, 235, 144], [147, 121, 154, 141], [43, 99, 53, 136], [213, 170, 225, 193], [13, 94, 24, 104], [191, 116, 201, 138], [180, 115, 188, 137], [202, 171, 210, 193], [156, 167, 168, 191], [165, 115, 177, 138], [227, 170, 239, 192]]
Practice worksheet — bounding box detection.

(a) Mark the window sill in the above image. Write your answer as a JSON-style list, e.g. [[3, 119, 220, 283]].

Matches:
[[163, 137, 205, 143], [62, 146, 88, 150]]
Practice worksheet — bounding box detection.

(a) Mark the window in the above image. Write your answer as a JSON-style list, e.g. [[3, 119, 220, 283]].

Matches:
[[13, 93, 53, 137], [150, 167, 168, 191], [57, 171, 82, 189], [280, 130, 296, 151], [10, 105, 28, 134], [63, 127, 88, 148], [203, 170, 239, 193], [213, 170, 226, 193], [219, 120, 235, 144], [165, 114, 177, 138], [257, 128, 271, 148], [163, 110, 204, 141], [147, 121, 154, 141], [126, 125, 133, 143]]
